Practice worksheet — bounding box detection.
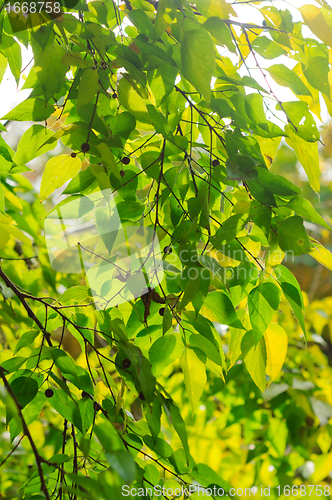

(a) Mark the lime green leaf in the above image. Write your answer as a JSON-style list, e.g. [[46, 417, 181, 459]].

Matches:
[[118, 77, 150, 123], [286, 197, 331, 230], [181, 29, 215, 103], [96, 143, 122, 181], [14, 330, 39, 354], [251, 36, 286, 59], [13, 125, 56, 166], [77, 68, 100, 108], [35, 44, 68, 101], [0, 53, 7, 84], [160, 396, 190, 466], [149, 334, 183, 377], [264, 323, 288, 385], [276, 264, 306, 336], [256, 167, 301, 197], [267, 64, 311, 96], [1, 34, 21, 84], [203, 18, 235, 53], [309, 238, 332, 271], [248, 282, 281, 344], [62, 52, 95, 68], [58, 286, 92, 304], [181, 346, 206, 413], [201, 291, 244, 329], [286, 127, 320, 193], [211, 214, 248, 245], [40, 154, 82, 201], [278, 215, 312, 256], [282, 102, 320, 142], [1, 98, 54, 122], [241, 330, 267, 392]]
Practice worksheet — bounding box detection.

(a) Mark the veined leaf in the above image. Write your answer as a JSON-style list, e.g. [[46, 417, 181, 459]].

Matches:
[[248, 282, 281, 344], [40, 154, 82, 201], [264, 323, 288, 385], [180, 346, 206, 413], [181, 29, 215, 103], [241, 330, 267, 392]]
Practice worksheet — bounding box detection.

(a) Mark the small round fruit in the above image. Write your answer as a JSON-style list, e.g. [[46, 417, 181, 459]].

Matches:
[[122, 358, 131, 369], [81, 143, 90, 152], [71, 152, 77, 158], [81, 391, 90, 398], [45, 388, 54, 398], [212, 159, 220, 167], [120, 170, 125, 178], [138, 391, 145, 401], [93, 401, 102, 412], [112, 93, 117, 99], [121, 157, 130, 165], [159, 307, 165, 316], [164, 246, 172, 255]]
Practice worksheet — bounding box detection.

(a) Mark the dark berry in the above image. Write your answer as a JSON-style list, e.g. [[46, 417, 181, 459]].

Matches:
[[112, 93, 117, 99], [120, 170, 125, 178], [93, 401, 102, 412], [138, 391, 145, 401], [45, 388, 54, 398], [212, 159, 220, 167], [71, 152, 77, 158], [159, 307, 165, 316], [81, 143, 90, 152], [164, 246, 172, 255], [121, 157, 130, 165], [122, 358, 131, 369], [81, 391, 91, 399]]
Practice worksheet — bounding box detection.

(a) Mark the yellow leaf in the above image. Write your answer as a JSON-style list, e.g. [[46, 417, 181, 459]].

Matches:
[[181, 347, 206, 413], [286, 127, 320, 193], [312, 453, 332, 483], [309, 238, 332, 271], [195, 0, 237, 18], [300, 5, 332, 48], [241, 330, 267, 392], [40, 154, 82, 201], [264, 323, 288, 385]]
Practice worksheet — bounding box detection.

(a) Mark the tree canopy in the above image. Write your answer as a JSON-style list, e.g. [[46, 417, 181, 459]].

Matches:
[[0, 0, 332, 499]]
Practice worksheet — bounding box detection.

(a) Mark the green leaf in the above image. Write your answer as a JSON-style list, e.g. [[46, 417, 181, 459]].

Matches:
[[14, 330, 39, 354], [251, 36, 286, 59], [50, 388, 83, 432], [180, 346, 206, 413], [276, 264, 305, 336], [181, 29, 215, 103], [286, 127, 320, 193], [58, 285, 92, 303], [0, 53, 7, 84], [203, 18, 235, 53], [211, 214, 248, 245], [267, 64, 311, 96], [282, 102, 320, 142], [286, 197, 331, 231], [1, 98, 54, 122], [149, 334, 183, 377], [0, 357, 27, 373], [35, 44, 68, 101], [40, 154, 82, 200], [78, 396, 94, 432], [94, 420, 124, 452], [10, 376, 39, 409], [161, 396, 190, 466], [13, 125, 56, 166], [241, 330, 267, 392], [277, 215, 312, 256], [106, 450, 136, 483], [77, 68, 100, 108], [1, 34, 21, 84], [248, 282, 281, 344], [201, 291, 244, 329], [118, 77, 150, 123]]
